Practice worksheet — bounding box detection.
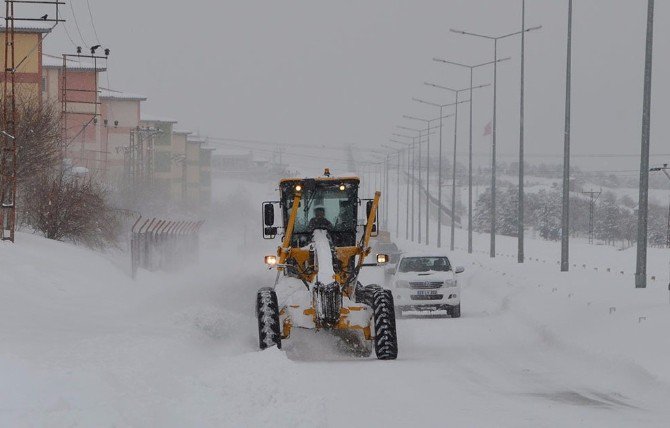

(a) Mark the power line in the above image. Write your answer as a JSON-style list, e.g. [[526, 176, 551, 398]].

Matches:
[[206, 136, 385, 154], [85, 0, 101, 44], [68, 0, 89, 48]]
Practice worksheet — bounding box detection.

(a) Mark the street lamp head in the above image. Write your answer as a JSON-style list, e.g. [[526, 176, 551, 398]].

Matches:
[[412, 97, 441, 108], [403, 115, 429, 123]]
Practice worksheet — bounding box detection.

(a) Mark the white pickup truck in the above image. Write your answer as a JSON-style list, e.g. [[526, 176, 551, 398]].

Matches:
[[388, 252, 464, 317]]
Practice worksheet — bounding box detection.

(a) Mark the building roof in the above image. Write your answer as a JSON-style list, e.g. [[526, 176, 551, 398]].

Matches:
[[173, 129, 192, 136], [99, 88, 147, 101], [141, 114, 178, 124], [42, 54, 107, 71], [0, 21, 53, 34], [187, 136, 207, 144]]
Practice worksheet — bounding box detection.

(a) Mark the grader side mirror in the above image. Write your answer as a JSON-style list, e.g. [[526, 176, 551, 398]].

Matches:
[[263, 203, 275, 226], [365, 200, 378, 236]]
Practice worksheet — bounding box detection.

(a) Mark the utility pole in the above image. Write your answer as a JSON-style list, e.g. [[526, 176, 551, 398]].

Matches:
[[1, 1, 63, 242], [582, 189, 601, 244], [561, 0, 573, 272], [636, 0, 655, 289]]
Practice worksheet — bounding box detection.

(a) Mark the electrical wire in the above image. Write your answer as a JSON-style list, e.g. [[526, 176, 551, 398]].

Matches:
[[62, 20, 78, 48], [68, 0, 88, 48], [85, 0, 101, 44]]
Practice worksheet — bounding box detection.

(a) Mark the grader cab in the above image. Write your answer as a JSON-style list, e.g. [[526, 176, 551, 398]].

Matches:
[[257, 169, 398, 360]]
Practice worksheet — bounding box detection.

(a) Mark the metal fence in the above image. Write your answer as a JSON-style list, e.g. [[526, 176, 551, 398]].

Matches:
[[131, 216, 204, 278]]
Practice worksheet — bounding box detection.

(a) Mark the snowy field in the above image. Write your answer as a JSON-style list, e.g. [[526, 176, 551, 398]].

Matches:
[[2, 177, 670, 427]]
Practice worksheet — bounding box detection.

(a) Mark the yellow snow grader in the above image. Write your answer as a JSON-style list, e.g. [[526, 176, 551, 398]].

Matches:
[[258, 168, 398, 360]]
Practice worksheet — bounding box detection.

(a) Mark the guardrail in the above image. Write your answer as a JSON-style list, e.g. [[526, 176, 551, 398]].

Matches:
[[130, 216, 204, 278]]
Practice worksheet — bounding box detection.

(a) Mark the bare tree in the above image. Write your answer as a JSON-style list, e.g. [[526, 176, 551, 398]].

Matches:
[[14, 96, 62, 185], [20, 168, 121, 248]]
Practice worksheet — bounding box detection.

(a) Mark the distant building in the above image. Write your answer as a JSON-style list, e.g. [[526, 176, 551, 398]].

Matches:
[[43, 54, 107, 172], [140, 114, 178, 200], [199, 146, 214, 208], [99, 88, 147, 184], [185, 136, 205, 207], [171, 129, 191, 203], [0, 23, 51, 102]]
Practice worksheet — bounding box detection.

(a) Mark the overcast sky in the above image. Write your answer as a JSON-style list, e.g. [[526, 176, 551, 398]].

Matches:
[[39, 1, 670, 170]]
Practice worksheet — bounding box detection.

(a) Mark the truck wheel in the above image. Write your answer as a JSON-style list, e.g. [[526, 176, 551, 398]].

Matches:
[[450, 304, 461, 318], [372, 289, 398, 360], [256, 287, 281, 350]]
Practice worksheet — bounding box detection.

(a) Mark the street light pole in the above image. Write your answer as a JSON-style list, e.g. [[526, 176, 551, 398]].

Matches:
[[403, 116, 453, 246], [451, 24, 541, 258], [383, 143, 407, 240], [636, 0, 655, 288], [423, 85, 489, 251], [414, 95, 479, 249], [561, 0, 573, 272], [519, 0, 526, 264], [433, 58, 509, 254]]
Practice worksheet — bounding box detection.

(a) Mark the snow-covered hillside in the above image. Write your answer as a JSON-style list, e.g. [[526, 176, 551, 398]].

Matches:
[[2, 177, 670, 427]]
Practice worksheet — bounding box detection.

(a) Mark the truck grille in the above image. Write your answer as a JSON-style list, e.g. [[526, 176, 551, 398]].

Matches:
[[409, 281, 444, 289], [410, 294, 444, 301]]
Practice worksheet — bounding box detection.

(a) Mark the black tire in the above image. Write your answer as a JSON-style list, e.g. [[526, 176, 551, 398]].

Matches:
[[449, 303, 461, 318], [256, 287, 282, 350], [356, 283, 382, 306], [372, 289, 398, 360]]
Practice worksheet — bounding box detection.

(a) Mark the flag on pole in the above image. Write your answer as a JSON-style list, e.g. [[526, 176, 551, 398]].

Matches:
[[483, 120, 492, 136]]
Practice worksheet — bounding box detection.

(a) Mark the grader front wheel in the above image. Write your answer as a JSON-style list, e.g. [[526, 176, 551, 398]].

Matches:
[[372, 289, 398, 360], [256, 287, 282, 350]]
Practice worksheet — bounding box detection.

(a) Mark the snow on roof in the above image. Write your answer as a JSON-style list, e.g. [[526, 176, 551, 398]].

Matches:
[[187, 136, 206, 144], [42, 54, 107, 71], [99, 88, 147, 101], [0, 21, 52, 33], [141, 114, 178, 124]]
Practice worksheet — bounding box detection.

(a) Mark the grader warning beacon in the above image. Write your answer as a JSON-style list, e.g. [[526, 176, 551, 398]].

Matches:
[[258, 168, 398, 360]]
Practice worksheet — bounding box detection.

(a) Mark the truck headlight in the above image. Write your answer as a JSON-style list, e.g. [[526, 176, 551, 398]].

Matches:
[[264, 255, 278, 266]]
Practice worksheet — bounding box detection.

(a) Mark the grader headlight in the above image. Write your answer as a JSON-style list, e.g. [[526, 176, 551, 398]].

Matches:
[[264, 255, 278, 266], [295, 184, 302, 192], [376, 254, 389, 265]]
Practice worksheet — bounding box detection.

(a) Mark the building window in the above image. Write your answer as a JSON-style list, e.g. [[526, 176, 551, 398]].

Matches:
[[41, 76, 47, 93]]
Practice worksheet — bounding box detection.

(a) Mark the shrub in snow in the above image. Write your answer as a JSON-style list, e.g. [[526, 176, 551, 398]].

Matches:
[[19, 168, 121, 248]]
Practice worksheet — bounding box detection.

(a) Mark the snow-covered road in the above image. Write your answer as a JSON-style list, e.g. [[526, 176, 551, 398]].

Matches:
[[2, 179, 670, 427]]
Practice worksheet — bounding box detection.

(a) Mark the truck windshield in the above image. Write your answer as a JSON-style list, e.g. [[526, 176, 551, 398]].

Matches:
[[283, 183, 358, 234], [398, 257, 451, 273]]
